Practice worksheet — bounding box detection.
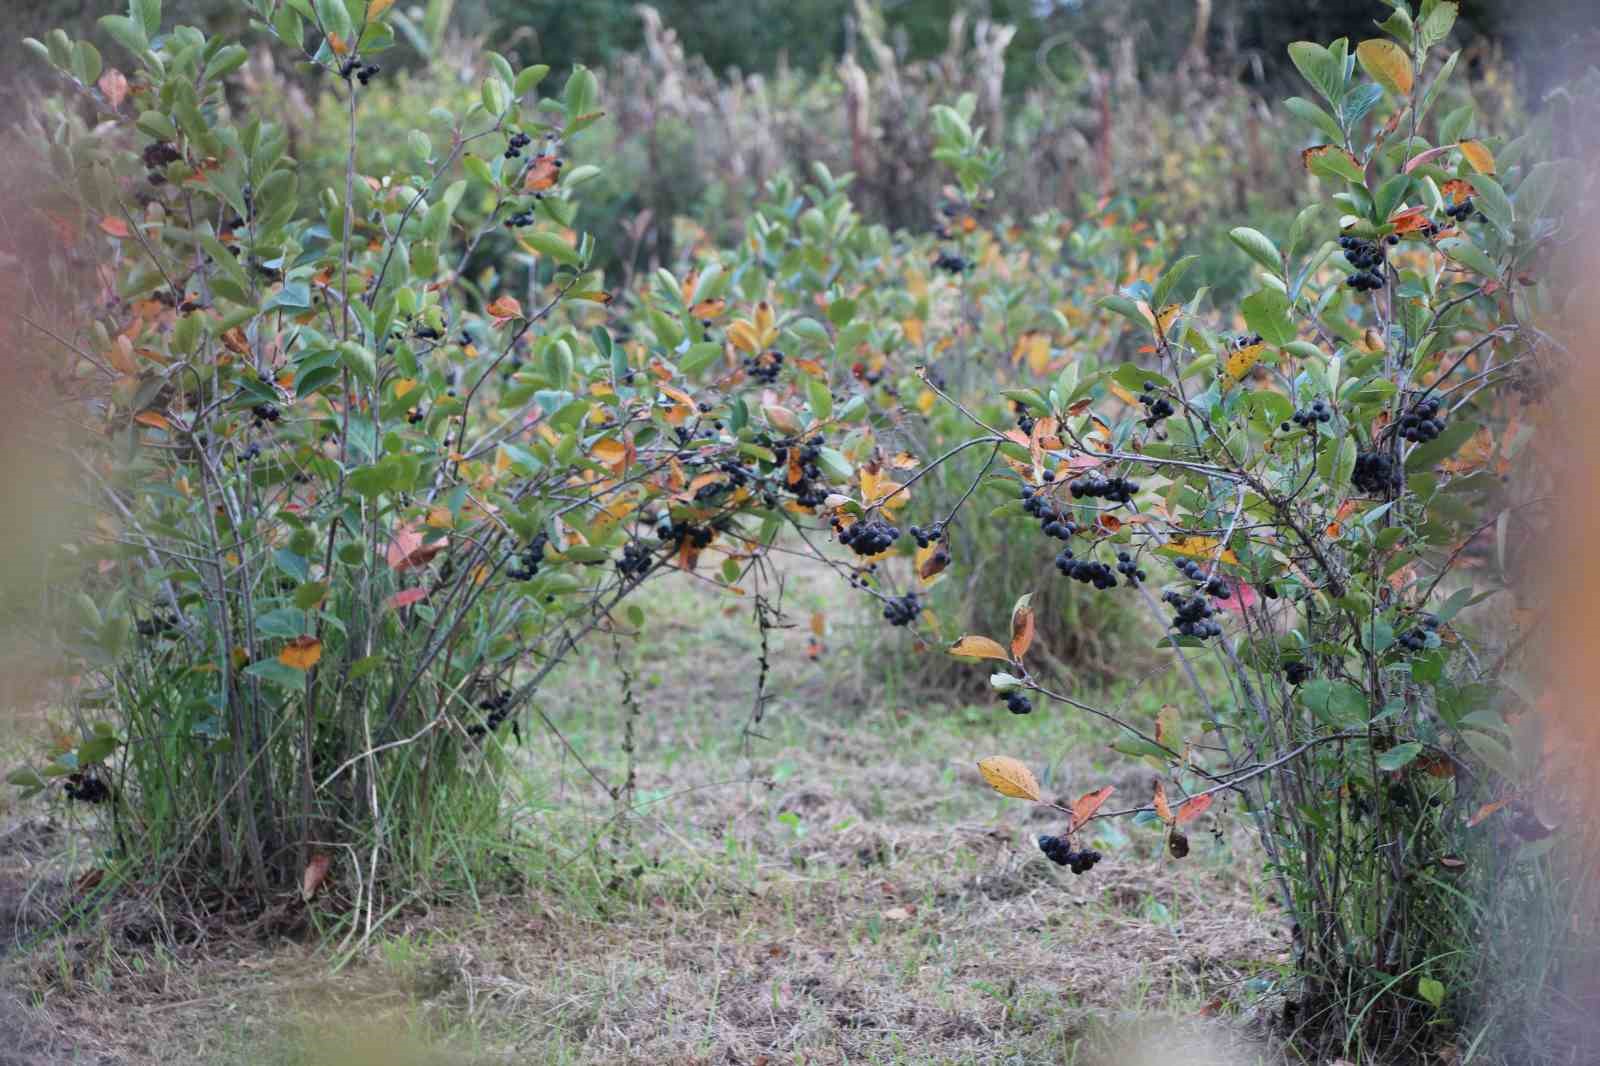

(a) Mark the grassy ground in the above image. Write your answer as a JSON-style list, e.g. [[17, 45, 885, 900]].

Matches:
[[0, 558, 1291, 1064]]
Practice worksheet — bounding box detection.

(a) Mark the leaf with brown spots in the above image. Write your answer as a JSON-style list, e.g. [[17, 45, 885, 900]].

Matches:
[[977, 756, 1041, 802], [949, 635, 1011, 662], [278, 636, 322, 670], [1153, 780, 1173, 824], [1070, 785, 1115, 831]]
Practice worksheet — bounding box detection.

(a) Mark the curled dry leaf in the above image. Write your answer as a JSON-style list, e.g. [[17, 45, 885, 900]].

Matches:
[[916, 540, 950, 584], [977, 755, 1041, 802], [1153, 780, 1173, 824], [1176, 792, 1214, 825], [302, 852, 331, 901], [1010, 594, 1035, 660], [949, 635, 1011, 662], [1070, 785, 1115, 831], [487, 295, 524, 322]]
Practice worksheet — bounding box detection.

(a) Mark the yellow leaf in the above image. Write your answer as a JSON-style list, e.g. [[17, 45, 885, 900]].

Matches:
[[1108, 381, 1140, 407], [901, 318, 925, 346], [1458, 139, 1496, 175], [1357, 38, 1414, 96], [1153, 780, 1173, 824], [278, 637, 323, 670], [860, 468, 908, 512], [1166, 534, 1240, 565], [1221, 342, 1266, 388], [949, 635, 1011, 662], [977, 755, 1041, 802], [1155, 704, 1180, 749], [916, 389, 936, 414], [727, 320, 760, 355], [754, 301, 775, 345], [394, 378, 418, 399]]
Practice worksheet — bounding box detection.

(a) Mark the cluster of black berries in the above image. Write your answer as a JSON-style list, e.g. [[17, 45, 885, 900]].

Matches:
[[933, 251, 971, 274], [1164, 589, 1223, 640], [1352, 450, 1402, 496], [882, 592, 920, 627], [660, 518, 713, 550], [466, 690, 512, 738], [1038, 835, 1102, 874], [908, 523, 943, 549], [1289, 398, 1333, 429], [1340, 234, 1392, 293], [775, 436, 830, 509], [1444, 197, 1477, 223], [1284, 660, 1311, 685], [251, 403, 281, 426], [744, 349, 784, 384], [1015, 405, 1036, 435], [339, 58, 380, 84], [1002, 690, 1033, 715], [839, 518, 900, 556], [143, 141, 181, 185], [63, 772, 111, 805], [1398, 397, 1446, 443], [407, 406, 426, 425], [504, 131, 533, 160], [1056, 550, 1118, 589], [1115, 551, 1146, 585], [135, 613, 180, 638], [507, 532, 548, 581], [1021, 485, 1078, 541], [505, 210, 535, 228], [617, 541, 655, 579], [1139, 382, 1174, 425], [1173, 557, 1230, 598], [1398, 613, 1441, 652], [1069, 475, 1139, 505]]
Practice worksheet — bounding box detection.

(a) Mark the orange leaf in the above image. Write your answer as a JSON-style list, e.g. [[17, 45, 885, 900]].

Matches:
[[328, 32, 349, 56], [301, 852, 331, 901], [889, 450, 920, 470], [134, 410, 171, 431], [221, 327, 251, 356], [99, 216, 131, 239], [487, 295, 524, 323], [1153, 781, 1173, 824], [1466, 799, 1506, 828], [523, 154, 561, 192], [368, 0, 396, 15], [948, 635, 1011, 662], [689, 298, 727, 319], [1070, 785, 1115, 831], [1010, 597, 1035, 660], [810, 611, 826, 637], [1176, 792, 1213, 825], [917, 541, 950, 584], [977, 756, 1042, 801], [278, 636, 323, 670], [97, 69, 129, 109]]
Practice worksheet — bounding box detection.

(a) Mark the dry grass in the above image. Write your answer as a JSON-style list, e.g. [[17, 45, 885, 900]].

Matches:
[[0, 554, 1291, 1064]]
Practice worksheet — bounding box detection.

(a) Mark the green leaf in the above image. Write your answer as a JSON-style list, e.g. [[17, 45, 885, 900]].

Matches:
[[1151, 255, 1199, 310], [817, 447, 853, 483], [1240, 288, 1296, 347], [1420, 2, 1458, 49], [677, 342, 723, 376], [1298, 680, 1368, 725], [1098, 294, 1150, 332], [243, 658, 310, 690], [1288, 41, 1344, 106], [807, 377, 832, 421], [1377, 742, 1422, 772], [1436, 236, 1499, 279], [1417, 976, 1446, 1009], [522, 231, 582, 267], [1469, 173, 1513, 238], [1229, 228, 1283, 276], [1284, 96, 1345, 142]]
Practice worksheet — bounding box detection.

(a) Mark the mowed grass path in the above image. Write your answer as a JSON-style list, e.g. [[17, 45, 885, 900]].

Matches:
[[3, 559, 1288, 1065]]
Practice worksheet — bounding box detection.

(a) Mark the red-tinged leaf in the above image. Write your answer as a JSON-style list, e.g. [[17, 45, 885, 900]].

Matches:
[[1212, 578, 1259, 614], [1010, 595, 1035, 660], [99, 216, 131, 239], [302, 852, 331, 901], [1153, 780, 1173, 824], [1387, 206, 1431, 235], [948, 635, 1011, 662], [487, 295, 524, 322], [1466, 799, 1506, 827], [387, 521, 446, 572], [133, 410, 171, 431], [1441, 179, 1476, 205], [1176, 792, 1214, 825], [1070, 785, 1114, 831], [386, 587, 428, 610], [97, 68, 129, 110], [1402, 145, 1455, 173]]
